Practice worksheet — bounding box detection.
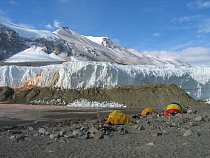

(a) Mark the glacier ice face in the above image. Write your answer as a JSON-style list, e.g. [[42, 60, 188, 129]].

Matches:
[[0, 61, 210, 100]]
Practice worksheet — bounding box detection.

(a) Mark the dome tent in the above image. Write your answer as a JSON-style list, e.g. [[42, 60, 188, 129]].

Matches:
[[163, 102, 186, 116], [106, 110, 131, 125], [141, 107, 155, 116]]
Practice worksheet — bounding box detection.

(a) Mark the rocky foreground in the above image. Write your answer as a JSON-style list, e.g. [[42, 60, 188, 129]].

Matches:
[[1, 105, 210, 158]]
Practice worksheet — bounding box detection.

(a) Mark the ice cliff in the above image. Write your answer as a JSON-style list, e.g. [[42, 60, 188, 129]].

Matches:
[[0, 61, 210, 100]]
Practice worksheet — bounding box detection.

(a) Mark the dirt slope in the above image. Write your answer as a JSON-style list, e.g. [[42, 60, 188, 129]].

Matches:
[[12, 84, 203, 108]]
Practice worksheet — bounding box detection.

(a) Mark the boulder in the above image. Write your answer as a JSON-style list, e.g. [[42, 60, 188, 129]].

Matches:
[[183, 129, 193, 137], [38, 128, 47, 135], [88, 126, 99, 134], [0, 87, 14, 101], [94, 131, 104, 140], [194, 116, 204, 122]]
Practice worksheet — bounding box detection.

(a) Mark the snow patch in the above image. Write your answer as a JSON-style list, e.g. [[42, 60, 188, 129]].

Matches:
[[84, 36, 107, 45], [5, 47, 65, 63], [67, 99, 127, 108], [205, 98, 210, 104], [2, 22, 59, 40]]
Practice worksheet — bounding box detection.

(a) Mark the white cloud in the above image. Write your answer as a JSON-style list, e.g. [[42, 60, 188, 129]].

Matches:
[[0, 15, 34, 29], [44, 24, 54, 30], [170, 15, 202, 32], [198, 19, 210, 33], [143, 50, 179, 60], [53, 20, 63, 28], [0, 15, 12, 24], [187, 0, 210, 9], [143, 47, 210, 66], [180, 47, 210, 65], [153, 33, 160, 37], [172, 15, 202, 23], [171, 41, 195, 50], [171, 15, 210, 34], [43, 20, 64, 30]]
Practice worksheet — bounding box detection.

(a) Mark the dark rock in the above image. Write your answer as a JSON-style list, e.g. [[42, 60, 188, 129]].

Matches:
[[81, 133, 89, 140], [0, 24, 28, 61], [11, 130, 22, 135], [150, 130, 162, 137], [25, 88, 40, 102], [162, 130, 168, 135], [0, 87, 14, 101], [3, 125, 17, 131], [139, 125, 146, 130], [10, 134, 27, 143]]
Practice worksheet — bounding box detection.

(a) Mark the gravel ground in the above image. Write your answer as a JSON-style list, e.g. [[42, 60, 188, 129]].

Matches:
[[0, 104, 210, 158]]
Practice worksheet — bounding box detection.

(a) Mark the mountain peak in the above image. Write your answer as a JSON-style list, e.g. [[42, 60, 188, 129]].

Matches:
[[101, 38, 118, 49], [0, 22, 189, 66], [84, 36, 118, 49]]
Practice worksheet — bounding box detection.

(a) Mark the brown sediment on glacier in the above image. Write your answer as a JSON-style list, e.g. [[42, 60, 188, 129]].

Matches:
[[14, 74, 43, 95], [15, 71, 60, 95]]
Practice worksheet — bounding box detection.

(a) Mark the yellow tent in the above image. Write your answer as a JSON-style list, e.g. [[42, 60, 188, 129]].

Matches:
[[141, 107, 155, 116], [106, 110, 131, 125]]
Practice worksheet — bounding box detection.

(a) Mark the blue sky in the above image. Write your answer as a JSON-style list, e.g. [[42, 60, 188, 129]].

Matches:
[[0, 0, 210, 65]]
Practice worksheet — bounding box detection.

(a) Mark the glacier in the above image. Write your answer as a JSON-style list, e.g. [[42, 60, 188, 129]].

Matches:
[[0, 61, 210, 100]]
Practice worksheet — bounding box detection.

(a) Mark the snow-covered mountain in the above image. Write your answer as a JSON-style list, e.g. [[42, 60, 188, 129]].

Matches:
[[0, 23, 69, 61], [0, 22, 187, 65], [0, 61, 209, 100]]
